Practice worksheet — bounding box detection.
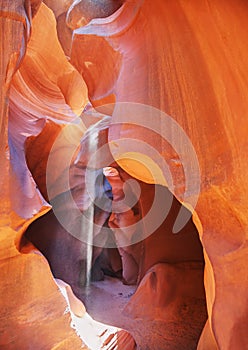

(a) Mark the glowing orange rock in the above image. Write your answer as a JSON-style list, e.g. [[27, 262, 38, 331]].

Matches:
[[0, 229, 83, 349], [70, 1, 248, 348], [0, 2, 87, 349], [8, 2, 88, 222], [124, 263, 207, 349], [1, 0, 248, 349]]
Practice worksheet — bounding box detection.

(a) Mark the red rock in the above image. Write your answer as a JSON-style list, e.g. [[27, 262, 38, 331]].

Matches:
[[70, 1, 248, 348], [1, 0, 248, 349], [0, 2, 87, 349], [124, 262, 207, 349], [124, 262, 206, 318], [0, 229, 84, 350], [67, 0, 124, 29], [104, 166, 143, 285], [8, 2, 88, 222], [43, 0, 74, 56]]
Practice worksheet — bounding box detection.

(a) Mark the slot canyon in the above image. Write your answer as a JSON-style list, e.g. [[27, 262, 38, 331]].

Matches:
[[0, 1, 247, 349]]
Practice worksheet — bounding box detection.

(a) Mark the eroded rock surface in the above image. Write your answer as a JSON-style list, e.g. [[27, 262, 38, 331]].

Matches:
[[1, 0, 248, 349], [69, 1, 248, 348], [124, 263, 207, 350]]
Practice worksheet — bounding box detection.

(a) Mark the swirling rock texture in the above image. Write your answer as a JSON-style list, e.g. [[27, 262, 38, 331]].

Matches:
[[0, 1, 134, 349], [69, 0, 248, 349], [0, 1, 87, 349], [0, 1, 248, 350]]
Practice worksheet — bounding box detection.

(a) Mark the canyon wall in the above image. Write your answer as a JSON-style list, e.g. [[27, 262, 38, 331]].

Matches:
[[69, 1, 248, 349], [1, 1, 248, 349]]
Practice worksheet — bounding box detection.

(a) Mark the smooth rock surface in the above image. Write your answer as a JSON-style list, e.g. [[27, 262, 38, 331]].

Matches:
[[1, 1, 248, 349], [70, 1, 248, 348]]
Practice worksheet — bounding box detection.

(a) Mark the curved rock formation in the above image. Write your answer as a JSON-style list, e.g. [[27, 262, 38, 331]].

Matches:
[[124, 263, 207, 350], [67, 0, 124, 29], [1, 1, 137, 348], [43, 0, 74, 56], [0, 234, 83, 349], [0, 2, 89, 348], [1, 0, 248, 349], [69, 1, 248, 349], [8, 2, 88, 223]]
